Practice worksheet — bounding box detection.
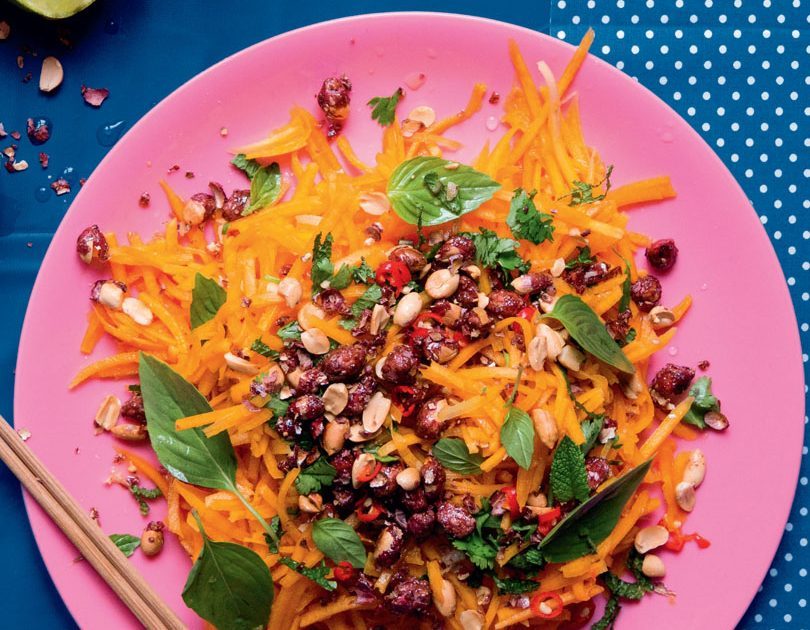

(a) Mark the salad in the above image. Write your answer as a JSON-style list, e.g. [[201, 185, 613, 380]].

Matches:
[[72, 29, 727, 629]]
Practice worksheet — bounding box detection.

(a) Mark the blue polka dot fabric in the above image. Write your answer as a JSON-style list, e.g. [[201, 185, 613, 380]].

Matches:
[[552, 1, 808, 627]]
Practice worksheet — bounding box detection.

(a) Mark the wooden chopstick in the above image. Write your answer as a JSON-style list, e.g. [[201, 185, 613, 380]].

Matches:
[[0, 415, 185, 630]]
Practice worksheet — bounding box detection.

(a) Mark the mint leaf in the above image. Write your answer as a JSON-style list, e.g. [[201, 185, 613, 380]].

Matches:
[[432, 438, 484, 474], [493, 576, 540, 594], [190, 273, 226, 329], [311, 518, 367, 569], [311, 233, 334, 293], [109, 534, 141, 558], [265, 394, 289, 419], [387, 157, 500, 226], [507, 188, 555, 245], [591, 595, 621, 630], [329, 264, 354, 290], [565, 246, 595, 270], [231, 153, 261, 178], [294, 458, 336, 495], [544, 295, 635, 374], [468, 228, 529, 274], [507, 547, 545, 572], [501, 407, 535, 470], [682, 376, 720, 429], [351, 284, 383, 318], [367, 88, 403, 126], [550, 436, 590, 503], [279, 558, 336, 591], [250, 338, 279, 359]]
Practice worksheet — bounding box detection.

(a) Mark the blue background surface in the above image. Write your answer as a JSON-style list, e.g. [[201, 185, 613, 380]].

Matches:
[[0, 1, 806, 628]]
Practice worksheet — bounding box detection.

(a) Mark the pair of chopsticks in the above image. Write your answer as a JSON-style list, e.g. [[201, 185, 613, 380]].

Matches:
[[0, 415, 185, 629]]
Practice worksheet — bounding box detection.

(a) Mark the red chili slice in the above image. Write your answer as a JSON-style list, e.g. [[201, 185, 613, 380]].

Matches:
[[501, 486, 521, 518], [356, 501, 384, 522], [376, 260, 411, 292], [518, 306, 536, 321], [530, 592, 564, 619], [355, 460, 383, 484]]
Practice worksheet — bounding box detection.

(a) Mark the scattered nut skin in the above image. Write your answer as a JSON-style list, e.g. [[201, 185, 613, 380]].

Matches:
[[352, 453, 377, 488], [362, 392, 392, 433], [527, 334, 548, 371], [393, 291, 423, 327], [535, 324, 564, 360], [298, 493, 323, 514], [39, 56, 64, 93], [110, 422, 147, 441], [531, 408, 558, 449], [322, 419, 348, 454], [682, 449, 706, 487], [301, 328, 330, 355], [558, 344, 585, 371], [322, 383, 349, 415], [641, 554, 667, 578], [459, 610, 485, 630], [223, 352, 260, 375], [675, 481, 697, 512], [649, 305, 676, 329], [425, 269, 460, 299], [395, 466, 421, 491], [433, 578, 457, 618], [408, 106, 436, 127], [95, 395, 121, 431], [122, 297, 153, 326], [140, 523, 164, 557], [369, 303, 390, 335], [634, 524, 670, 554], [278, 277, 302, 308]]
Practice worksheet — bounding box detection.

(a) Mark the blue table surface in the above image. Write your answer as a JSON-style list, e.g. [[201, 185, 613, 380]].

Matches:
[[1, 1, 807, 627]]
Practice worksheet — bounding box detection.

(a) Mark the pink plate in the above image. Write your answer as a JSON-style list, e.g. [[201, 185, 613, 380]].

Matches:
[[14, 12, 804, 630]]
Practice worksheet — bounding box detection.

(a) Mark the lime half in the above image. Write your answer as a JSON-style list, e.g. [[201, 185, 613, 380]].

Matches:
[[12, 0, 96, 19]]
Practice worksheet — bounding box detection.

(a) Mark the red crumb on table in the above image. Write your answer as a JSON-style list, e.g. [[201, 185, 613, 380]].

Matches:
[[51, 178, 71, 195], [38, 152, 48, 168], [81, 85, 109, 107], [138, 192, 151, 207]]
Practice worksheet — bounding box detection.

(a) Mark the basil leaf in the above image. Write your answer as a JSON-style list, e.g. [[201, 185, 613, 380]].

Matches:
[[387, 157, 500, 226], [279, 558, 337, 591], [182, 515, 273, 630], [549, 436, 590, 503], [367, 88, 403, 126], [579, 415, 605, 455], [507, 188, 555, 245], [232, 154, 282, 215], [140, 353, 237, 489], [539, 458, 653, 563], [109, 534, 140, 558], [311, 518, 367, 569], [190, 273, 226, 329], [544, 295, 635, 374], [311, 233, 334, 293], [500, 407, 534, 470], [295, 458, 337, 495], [432, 437, 484, 474]]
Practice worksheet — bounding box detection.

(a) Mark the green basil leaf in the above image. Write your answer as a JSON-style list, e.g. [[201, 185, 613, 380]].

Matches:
[[295, 458, 337, 495], [182, 515, 273, 630], [279, 558, 337, 591], [549, 436, 590, 503], [109, 534, 140, 558], [387, 157, 500, 226], [140, 353, 238, 490], [544, 295, 635, 374], [500, 407, 534, 470], [432, 437, 484, 474], [232, 154, 282, 215], [190, 273, 227, 329], [539, 458, 653, 563], [311, 518, 367, 569]]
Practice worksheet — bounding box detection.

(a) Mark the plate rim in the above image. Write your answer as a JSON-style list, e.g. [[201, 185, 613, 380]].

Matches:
[[13, 11, 806, 628]]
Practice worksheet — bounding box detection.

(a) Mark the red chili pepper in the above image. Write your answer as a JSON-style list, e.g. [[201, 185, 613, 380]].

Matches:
[[530, 592, 564, 619], [501, 486, 521, 518], [355, 460, 383, 484], [536, 506, 562, 536], [518, 306, 536, 321], [510, 322, 523, 336], [661, 522, 711, 552], [393, 385, 417, 417], [376, 260, 411, 292], [414, 312, 443, 326], [333, 561, 355, 582], [356, 501, 384, 522]]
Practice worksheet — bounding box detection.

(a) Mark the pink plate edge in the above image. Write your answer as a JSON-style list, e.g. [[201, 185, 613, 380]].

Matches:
[[14, 11, 806, 629]]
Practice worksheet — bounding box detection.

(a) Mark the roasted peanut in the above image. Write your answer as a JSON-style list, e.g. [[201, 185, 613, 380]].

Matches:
[[393, 292, 423, 327], [424, 269, 460, 299], [634, 525, 670, 554]]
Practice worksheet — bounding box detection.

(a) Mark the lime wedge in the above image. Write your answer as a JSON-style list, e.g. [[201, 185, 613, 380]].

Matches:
[[12, 0, 96, 19]]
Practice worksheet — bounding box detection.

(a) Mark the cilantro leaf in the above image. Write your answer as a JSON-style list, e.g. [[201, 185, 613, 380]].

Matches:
[[367, 88, 403, 126], [352, 259, 375, 284], [265, 394, 289, 420], [250, 338, 279, 359], [351, 284, 383, 318], [294, 458, 337, 495], [329, 264, 354, 290], [264, 516, 283, 553], [452, 533, 498, 570], [277, 321, 303, 341], [564, 165, 614, 206], [549, 436, 590, 503], [279, 558, 336, 591], [507, 188, 555, 245], [564, 246, 595, 270], [493, 576, 540, 595], [507, 547, 546, 573], [311, 233, 334, 293], [579, 415, 605, 455], [468, 228, 529, 275], [682, 376, 720, 429]]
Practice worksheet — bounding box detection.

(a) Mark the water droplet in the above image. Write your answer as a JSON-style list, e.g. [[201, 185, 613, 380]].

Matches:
[[700, 282, 709, 291], [97, 120, 126, 147], [104, 19, 119, 35], [35, 186, 50, 202], [426, 47, 438, 59], [668, 346, 678, 356], [486, 116, 499, 131]]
